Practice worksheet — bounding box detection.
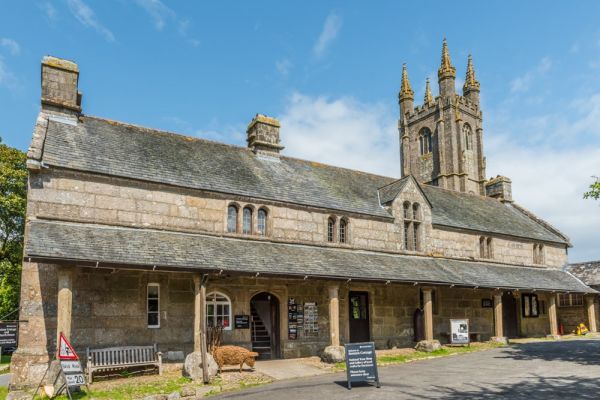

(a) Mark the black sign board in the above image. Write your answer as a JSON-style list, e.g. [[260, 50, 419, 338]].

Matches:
[[234, 315, 250, 329], [344, 342, 380, 389], [0, 322, 18, 347]]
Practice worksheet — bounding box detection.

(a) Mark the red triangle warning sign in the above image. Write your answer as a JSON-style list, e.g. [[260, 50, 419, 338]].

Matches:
[[58, 332, 78, 360]]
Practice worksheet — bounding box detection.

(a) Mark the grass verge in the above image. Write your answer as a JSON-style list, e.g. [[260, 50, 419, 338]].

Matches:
[[334, 341, 506, 371]]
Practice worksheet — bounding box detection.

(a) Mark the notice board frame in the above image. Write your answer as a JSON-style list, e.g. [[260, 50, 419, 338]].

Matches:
[[449, 318, 470, 346], [344, 341, 380, 389]]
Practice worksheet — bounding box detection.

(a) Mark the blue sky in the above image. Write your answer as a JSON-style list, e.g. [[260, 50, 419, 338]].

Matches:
[[1, 1, 599, 262]]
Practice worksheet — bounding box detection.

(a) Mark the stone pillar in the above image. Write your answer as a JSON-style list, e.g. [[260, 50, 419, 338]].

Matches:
[[586, 295, 597, 333], [422, 288, 433, 341], [491, 292, 507, 344], [56, 267, 73, 348], [193, 274, 209, 383], [328, 285, 340, 347], [548, 294, 560, 338]]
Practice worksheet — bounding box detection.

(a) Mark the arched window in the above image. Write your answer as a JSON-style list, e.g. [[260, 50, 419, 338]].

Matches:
[[206, 292, 232, 330], [327, 217, 336, 242], [339, 218, 348, 243], [257, 209, 267, 236], [419, 128, 433, 155], [403, 201, 412, 219], [227, 205, 238, 233], [480, 236, 493, 259], [463, 124, 473, 150], [412, 203, 420, 221], [243, 207, 253, 234]]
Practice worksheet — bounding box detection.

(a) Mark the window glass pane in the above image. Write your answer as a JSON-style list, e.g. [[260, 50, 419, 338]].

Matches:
[[339, 220, 346, 243], [227, 206, 237, 233], [524, 296, 530, 317], [148, 312, 159, 326], [413, 223, 419, 251], [222, 316, 230, 328], [148, 299, 159, 312], [531, 296, 538, 316], [148, 286, 159, 298], [404, 222, 411, 250], [207, 304, 214, 316], [257, 210, 267, 235], [327, 219, 335, 242], [243, 208, 252, 234]]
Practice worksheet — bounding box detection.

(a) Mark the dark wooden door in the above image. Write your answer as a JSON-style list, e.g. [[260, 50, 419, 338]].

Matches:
[[502, 292, 518, 338], [349, 292, 370, 342]]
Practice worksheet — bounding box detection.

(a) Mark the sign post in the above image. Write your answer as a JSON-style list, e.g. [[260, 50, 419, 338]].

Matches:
[[56, 332, 87, 399], [449, 319, 470, 346], [344, 342, 380, 389]]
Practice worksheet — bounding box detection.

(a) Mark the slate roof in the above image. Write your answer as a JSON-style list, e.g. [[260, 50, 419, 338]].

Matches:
[[566, 261, 600, 287], [39, 115, 568, 244], [25, 220, 593, 293]]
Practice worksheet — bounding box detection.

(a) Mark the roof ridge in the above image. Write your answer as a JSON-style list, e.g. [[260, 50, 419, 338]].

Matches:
[[377, 175, 411, 190], [82, 114, 398, 182]]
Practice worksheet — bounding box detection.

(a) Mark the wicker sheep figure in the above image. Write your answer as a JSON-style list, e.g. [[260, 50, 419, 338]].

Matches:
[[213, 345, 259, 373]]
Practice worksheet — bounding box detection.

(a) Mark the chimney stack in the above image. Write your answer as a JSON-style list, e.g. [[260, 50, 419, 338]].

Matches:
[[485, 175, 512, 202], [41, 56, 81, 116], [246, 114, 284, 158]]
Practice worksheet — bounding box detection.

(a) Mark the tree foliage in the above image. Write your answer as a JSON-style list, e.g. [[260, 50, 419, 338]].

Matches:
[[0, 137, 27, 318], [584, 176, 600, 201]]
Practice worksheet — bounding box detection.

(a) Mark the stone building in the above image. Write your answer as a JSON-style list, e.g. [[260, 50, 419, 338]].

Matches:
[[563, 261, 600, 333], [10, 42, 597, 388]]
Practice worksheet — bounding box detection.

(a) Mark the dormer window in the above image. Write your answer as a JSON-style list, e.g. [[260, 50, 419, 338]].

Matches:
[[403, 201, 421, 251], [419, 128, 433, 155]]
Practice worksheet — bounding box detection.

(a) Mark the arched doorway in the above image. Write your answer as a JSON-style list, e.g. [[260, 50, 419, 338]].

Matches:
[[502, 291, 519, 338], [250, 292, 280, 359]]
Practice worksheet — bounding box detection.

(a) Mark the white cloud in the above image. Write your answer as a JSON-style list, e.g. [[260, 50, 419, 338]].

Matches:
[[313, 13, 342, 58], [486, 135, 600, 262], [67, 0, 115, 42], [510, 56, 552, 93], [0, 38, 20, 56], [135, 0, 175, 31], [275, 58, 292, 77], [278, 92, 399, 177], [39, 1, 57, 22]]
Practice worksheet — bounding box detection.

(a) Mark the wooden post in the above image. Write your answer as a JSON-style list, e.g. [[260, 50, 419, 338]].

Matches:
[[493, 292, 504, 338], [586, 295, 597, 333], [422, 288, 433, 341], [328, 285, 340, 347], [548, 294, 559, 337], [56, 267, 73, 350]]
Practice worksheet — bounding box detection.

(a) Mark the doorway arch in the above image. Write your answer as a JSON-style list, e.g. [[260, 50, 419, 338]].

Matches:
[[250, 292, 280, 359]]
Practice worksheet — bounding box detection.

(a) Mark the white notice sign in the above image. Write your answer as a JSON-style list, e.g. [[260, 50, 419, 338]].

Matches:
[[450, 318, 469, 345], [60, 360, 82, 374], [65, 373, 86, 387]]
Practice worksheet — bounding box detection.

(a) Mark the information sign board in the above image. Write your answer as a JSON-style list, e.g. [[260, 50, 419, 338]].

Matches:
[[0, 322, 18, 347], [344, 342, 380, 389], [234, 315, 250, 329], [450, 318, 470, 345]]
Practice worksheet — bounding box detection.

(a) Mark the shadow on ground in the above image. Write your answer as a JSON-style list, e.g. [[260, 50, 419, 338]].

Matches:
[[425, 375, 600, 399], [495, 339, 600, 366]]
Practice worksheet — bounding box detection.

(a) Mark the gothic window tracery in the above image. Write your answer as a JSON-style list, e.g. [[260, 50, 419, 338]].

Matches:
[[463, 124, 473, 151], [403, 201, 421, 251], [419, 128, 433, 155]]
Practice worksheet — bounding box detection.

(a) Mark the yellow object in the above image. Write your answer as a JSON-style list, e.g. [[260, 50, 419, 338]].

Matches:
[[577, 323, 589, 336]]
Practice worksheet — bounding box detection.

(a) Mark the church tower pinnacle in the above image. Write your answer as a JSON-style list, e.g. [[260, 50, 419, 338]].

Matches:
[[424, 78, 433, 105], [399, 63, 414, 117], [438, 38, 456, 99], [463, 55, 480, 105]]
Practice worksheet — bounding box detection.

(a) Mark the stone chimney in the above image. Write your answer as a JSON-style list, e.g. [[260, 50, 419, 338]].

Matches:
[[41, 56, 81, 116], [246, 114, 284, 158], [485, 175, 512, 202]]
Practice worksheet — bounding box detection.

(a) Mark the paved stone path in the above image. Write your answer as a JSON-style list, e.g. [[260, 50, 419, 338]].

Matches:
[[216, 338, 600, 399], [254, 358, 329, 380]]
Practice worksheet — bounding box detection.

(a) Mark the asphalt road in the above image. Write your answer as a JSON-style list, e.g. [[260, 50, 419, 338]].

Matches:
[[216, 339, 600, 399]]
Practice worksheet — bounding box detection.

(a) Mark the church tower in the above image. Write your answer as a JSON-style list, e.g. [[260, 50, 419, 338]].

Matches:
[[399, 39, 486, 195]]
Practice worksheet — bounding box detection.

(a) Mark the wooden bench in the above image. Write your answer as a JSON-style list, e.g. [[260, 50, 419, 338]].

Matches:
[[86, 344, 162, 383], [440, 332, 483, 343]]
